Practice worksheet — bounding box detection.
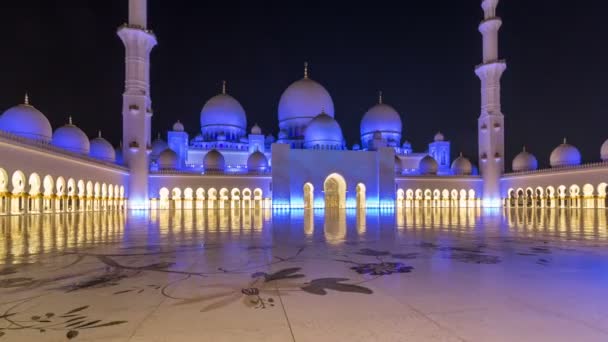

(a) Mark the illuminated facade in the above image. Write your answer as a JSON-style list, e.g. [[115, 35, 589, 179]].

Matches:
[[0, 0, 606, 214]]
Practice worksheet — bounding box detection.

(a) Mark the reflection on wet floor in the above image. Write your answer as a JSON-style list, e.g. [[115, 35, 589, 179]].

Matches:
[[1, 208, 608, 264]]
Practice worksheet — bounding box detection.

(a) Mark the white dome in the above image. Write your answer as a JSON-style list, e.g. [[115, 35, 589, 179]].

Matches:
[[158, 148, 178, 169], [360, 103, 402, 138], [251, 123, 262, 135], [601, 139, 608, 161], [172, 120, 185, 132], [419, 155, 438, 175], [89, 132, 116, 162], [451, 154, 473, 175], [200, 93, 247, 133], [52, 118, 90, 154], [150, 135, 168, 159], [0, 97, 52, 142], [512, 148, 538, 172], [203, 149, 225, 171], [278, 76, 334, 125], [434, 132, 445, 142], [550, 139, 581, 167], [247, 151, 268, 172], [304, 112, 343, 149]]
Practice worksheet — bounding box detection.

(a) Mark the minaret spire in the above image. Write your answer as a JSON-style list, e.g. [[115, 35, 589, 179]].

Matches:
[[476, 0, 506, 207], [118, 0, 157, 209]]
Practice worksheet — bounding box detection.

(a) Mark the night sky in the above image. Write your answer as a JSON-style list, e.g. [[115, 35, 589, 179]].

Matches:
[[1, 0, 606, 169]]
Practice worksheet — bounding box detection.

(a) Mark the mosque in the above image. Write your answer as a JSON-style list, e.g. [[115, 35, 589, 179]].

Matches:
[[0, 0, 607, 215]]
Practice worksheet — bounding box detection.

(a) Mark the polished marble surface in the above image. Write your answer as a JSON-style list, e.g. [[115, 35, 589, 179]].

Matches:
[[1, 208, 608, 341]]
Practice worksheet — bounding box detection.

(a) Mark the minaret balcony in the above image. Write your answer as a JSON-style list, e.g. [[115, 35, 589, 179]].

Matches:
[[128, 141, 140, 152]]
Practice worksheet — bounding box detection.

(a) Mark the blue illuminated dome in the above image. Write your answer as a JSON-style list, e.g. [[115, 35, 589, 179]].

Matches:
[[303, 112, 344, 150], [89, 131, 116, 162], [247, 150, 268, 172], [550, 139, 581, 167], [0, 96, 52, 142], [200, 85, 247, 141], [158, 148, 178, 169], [419, 155, 438, 175], [360, 95, 402, 148], [52, 117, 90, 154], [451, 153, 473, 175], [203, 149, 225, 172], [512, 147, 538, 172], [278, 64, 334, 137]]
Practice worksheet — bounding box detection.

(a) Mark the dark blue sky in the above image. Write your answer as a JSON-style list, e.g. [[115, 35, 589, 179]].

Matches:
[[0, 0, 606, 168]]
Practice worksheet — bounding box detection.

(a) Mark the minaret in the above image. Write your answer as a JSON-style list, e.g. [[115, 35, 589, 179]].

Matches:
[[117, 0, 157, 209], [475, 0, 506, 207]]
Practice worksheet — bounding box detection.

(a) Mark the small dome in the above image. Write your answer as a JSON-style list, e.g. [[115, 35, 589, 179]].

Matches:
[[247, 151, 268, 172], [402, 141, 412, 148], [352, 143, 361, 150], [601, 139, 608, 161], [203, 149, 225, 171], [0, 96, 52, 142], [395, 155, 402, 173], [200, 89, 247, 134], [451, 153, 473, 175], [251, 123, 262, 135], [512, 147, 538, 172], [304, 112, 343, 149], [418, 155, 438, 175], [550, 139, 581, 167], [150, 134, 168, 159], [360, 100, 402, 138], [434, 132, 445, 142], [89, 131, 116, 162], [278, 71, 335, 125], [172, 120, 184, 132], [158, 148, 178, 169], [52, 117, 90, 154]]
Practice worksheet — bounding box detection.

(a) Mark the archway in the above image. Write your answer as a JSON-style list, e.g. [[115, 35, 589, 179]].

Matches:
[[356, 183, 366, 209], [396, 189, 404, 208], [11, 170, 26, 214], [159, 187, 170, 209], [583, 184, 595, 208], [303, 183, 314, 209], [323, 173, 346, 209], [598, 183, 608, 209], [28, 173, 42, 213], [0, 168, 8, 214]]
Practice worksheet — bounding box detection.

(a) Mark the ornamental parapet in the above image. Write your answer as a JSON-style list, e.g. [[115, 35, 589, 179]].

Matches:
[[503, 161, 608, 177]]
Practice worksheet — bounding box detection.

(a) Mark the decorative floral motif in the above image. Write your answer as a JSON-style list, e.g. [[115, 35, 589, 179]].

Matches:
[[351, 262, 414, 276]]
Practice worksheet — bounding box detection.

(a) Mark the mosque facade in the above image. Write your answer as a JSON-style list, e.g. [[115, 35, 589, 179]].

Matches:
[[0, 0, 607, 215]]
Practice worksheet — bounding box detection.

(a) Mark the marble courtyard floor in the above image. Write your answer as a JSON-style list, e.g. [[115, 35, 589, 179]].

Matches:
[[1, 208, 608, 341]]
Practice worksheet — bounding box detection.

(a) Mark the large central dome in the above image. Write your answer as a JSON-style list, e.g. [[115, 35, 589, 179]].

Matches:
[[200, 82, 247, 141], [278, 65, 334, 133]]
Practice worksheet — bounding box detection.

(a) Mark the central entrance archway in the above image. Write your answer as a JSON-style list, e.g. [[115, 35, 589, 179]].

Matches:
[[324, 173, 346, 209]]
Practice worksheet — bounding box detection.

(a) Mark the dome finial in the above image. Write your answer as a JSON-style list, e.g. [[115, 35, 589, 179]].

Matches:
[[563, 137, 567, 144], [523, 145, 526, 152], [157, 132, 161, 139], [221, 80, 226, 95], [460, 152, 463, 157], [378, 90, 383, 104], [304, 61, 309, 79], [98, 130, 102, 138], [24, 92, 30, 105], [68, 116, 73, 125]]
